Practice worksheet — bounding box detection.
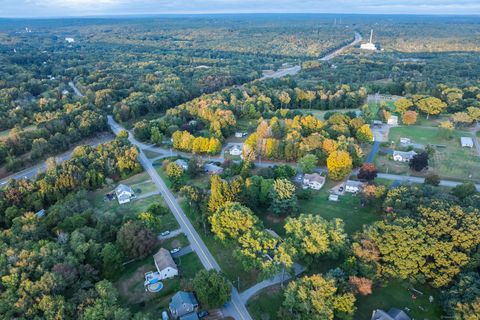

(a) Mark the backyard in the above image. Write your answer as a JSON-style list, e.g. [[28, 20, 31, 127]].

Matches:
[[115, 246, 203, 316], [88, 172, 179, 233], [375, 126, 479, 182]]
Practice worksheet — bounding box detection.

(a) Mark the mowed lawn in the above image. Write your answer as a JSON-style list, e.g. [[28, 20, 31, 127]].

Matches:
[[356, 280, 443, 319], [88, 173, 179, 232], [298, 183, 381, 235], [388, 126, 479, 181], [247, 285, 284, 320]]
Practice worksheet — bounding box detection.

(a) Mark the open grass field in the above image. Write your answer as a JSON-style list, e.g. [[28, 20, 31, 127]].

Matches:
[[356, 280, 443, 319], [298, 181, 381, 235], [257, 180, 382, 237], [247, 284, 284, 320], [380, 126, 480, 182]]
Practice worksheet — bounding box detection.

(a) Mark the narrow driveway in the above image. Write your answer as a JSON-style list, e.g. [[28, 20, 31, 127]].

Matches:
[[239, 263, 304, 304], [366, 141, 381, 163]]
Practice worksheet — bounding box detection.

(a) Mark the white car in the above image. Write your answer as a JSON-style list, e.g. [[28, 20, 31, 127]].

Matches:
[[170, 248, 181, 254], [160, 231, 170, 237]]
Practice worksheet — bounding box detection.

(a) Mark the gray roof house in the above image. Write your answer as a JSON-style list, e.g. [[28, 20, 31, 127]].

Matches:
[[115, 184, 135, 204], [175, 159, 189, 170], [371, 308, 411, 320], [153, 248, 178, 280], [169, 291, 199, 319], [204, 163, 223, 175]]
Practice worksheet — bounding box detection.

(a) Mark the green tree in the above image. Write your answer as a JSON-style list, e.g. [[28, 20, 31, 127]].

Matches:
[[298, 154, 318, 173], [193, 270, 231, 308], [116, 221, 156, 259]]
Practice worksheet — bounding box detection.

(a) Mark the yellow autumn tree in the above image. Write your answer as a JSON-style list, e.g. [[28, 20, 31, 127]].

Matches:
[[323, 138, 338, 154], [356, 124, 374, 143], [327, 150, 353, 180]]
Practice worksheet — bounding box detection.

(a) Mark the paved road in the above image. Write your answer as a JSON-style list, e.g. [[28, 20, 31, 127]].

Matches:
[[0, 133, 114, 185], [366, 141, 381, 163], [260, 65, 301, 80], [259, 31, 361, 82], [239, 263, 304, 304], [320, 31, 362, 61], [109, 117, 252, 320], [377, 173, 480, 191], [68, 81, 84, 97]]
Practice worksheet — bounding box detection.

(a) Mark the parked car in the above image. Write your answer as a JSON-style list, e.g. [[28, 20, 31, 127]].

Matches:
[[198, 311, 209, 318], [338, 187, 344, 192], [160, 231, 170, 237], [170, 247, 181, 254]]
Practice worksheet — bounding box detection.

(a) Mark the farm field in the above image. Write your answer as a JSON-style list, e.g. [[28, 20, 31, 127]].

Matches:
[[376, 126, 480, 182]]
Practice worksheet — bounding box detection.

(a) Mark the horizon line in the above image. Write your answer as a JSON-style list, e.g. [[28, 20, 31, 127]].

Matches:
[[1, 11, 480, 19]]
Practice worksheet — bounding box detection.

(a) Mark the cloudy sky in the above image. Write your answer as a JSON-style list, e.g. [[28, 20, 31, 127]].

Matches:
[[1, 0, 479, 17]]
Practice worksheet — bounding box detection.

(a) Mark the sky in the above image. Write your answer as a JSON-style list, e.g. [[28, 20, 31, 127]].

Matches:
[[1, 0, 479, 17]]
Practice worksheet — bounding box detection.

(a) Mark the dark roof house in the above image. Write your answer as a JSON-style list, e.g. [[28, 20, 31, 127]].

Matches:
[[371, 308, 411, 320], [169, 291, 199, 319]]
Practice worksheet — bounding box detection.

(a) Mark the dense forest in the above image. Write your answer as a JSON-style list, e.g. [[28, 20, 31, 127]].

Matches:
[[0, 13, 479, 320]]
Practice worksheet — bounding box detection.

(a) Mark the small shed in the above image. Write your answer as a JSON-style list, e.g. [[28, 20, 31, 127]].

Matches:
[[153, 248, 178, 280], [399, 138, 411, 146], [35, 209, 46, 218], [461, 137, 474, 148], [329, 194, 339, 202], [387, 115, 399, 126]]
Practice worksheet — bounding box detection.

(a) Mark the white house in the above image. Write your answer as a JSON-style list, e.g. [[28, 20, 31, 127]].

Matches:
[[115, 184, 135, 204], [393, 150, 417, 162], [461, 137, 474, 148], [345, 180, 364, 193], [175, 159, 189, 170], [153, 248, 178, 280], [229, 145, 242, 156], [303, 173, 326, 190], [65, 37, 75, 43], [387, 115, 399, 126], [235, 132, 243, 138]]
